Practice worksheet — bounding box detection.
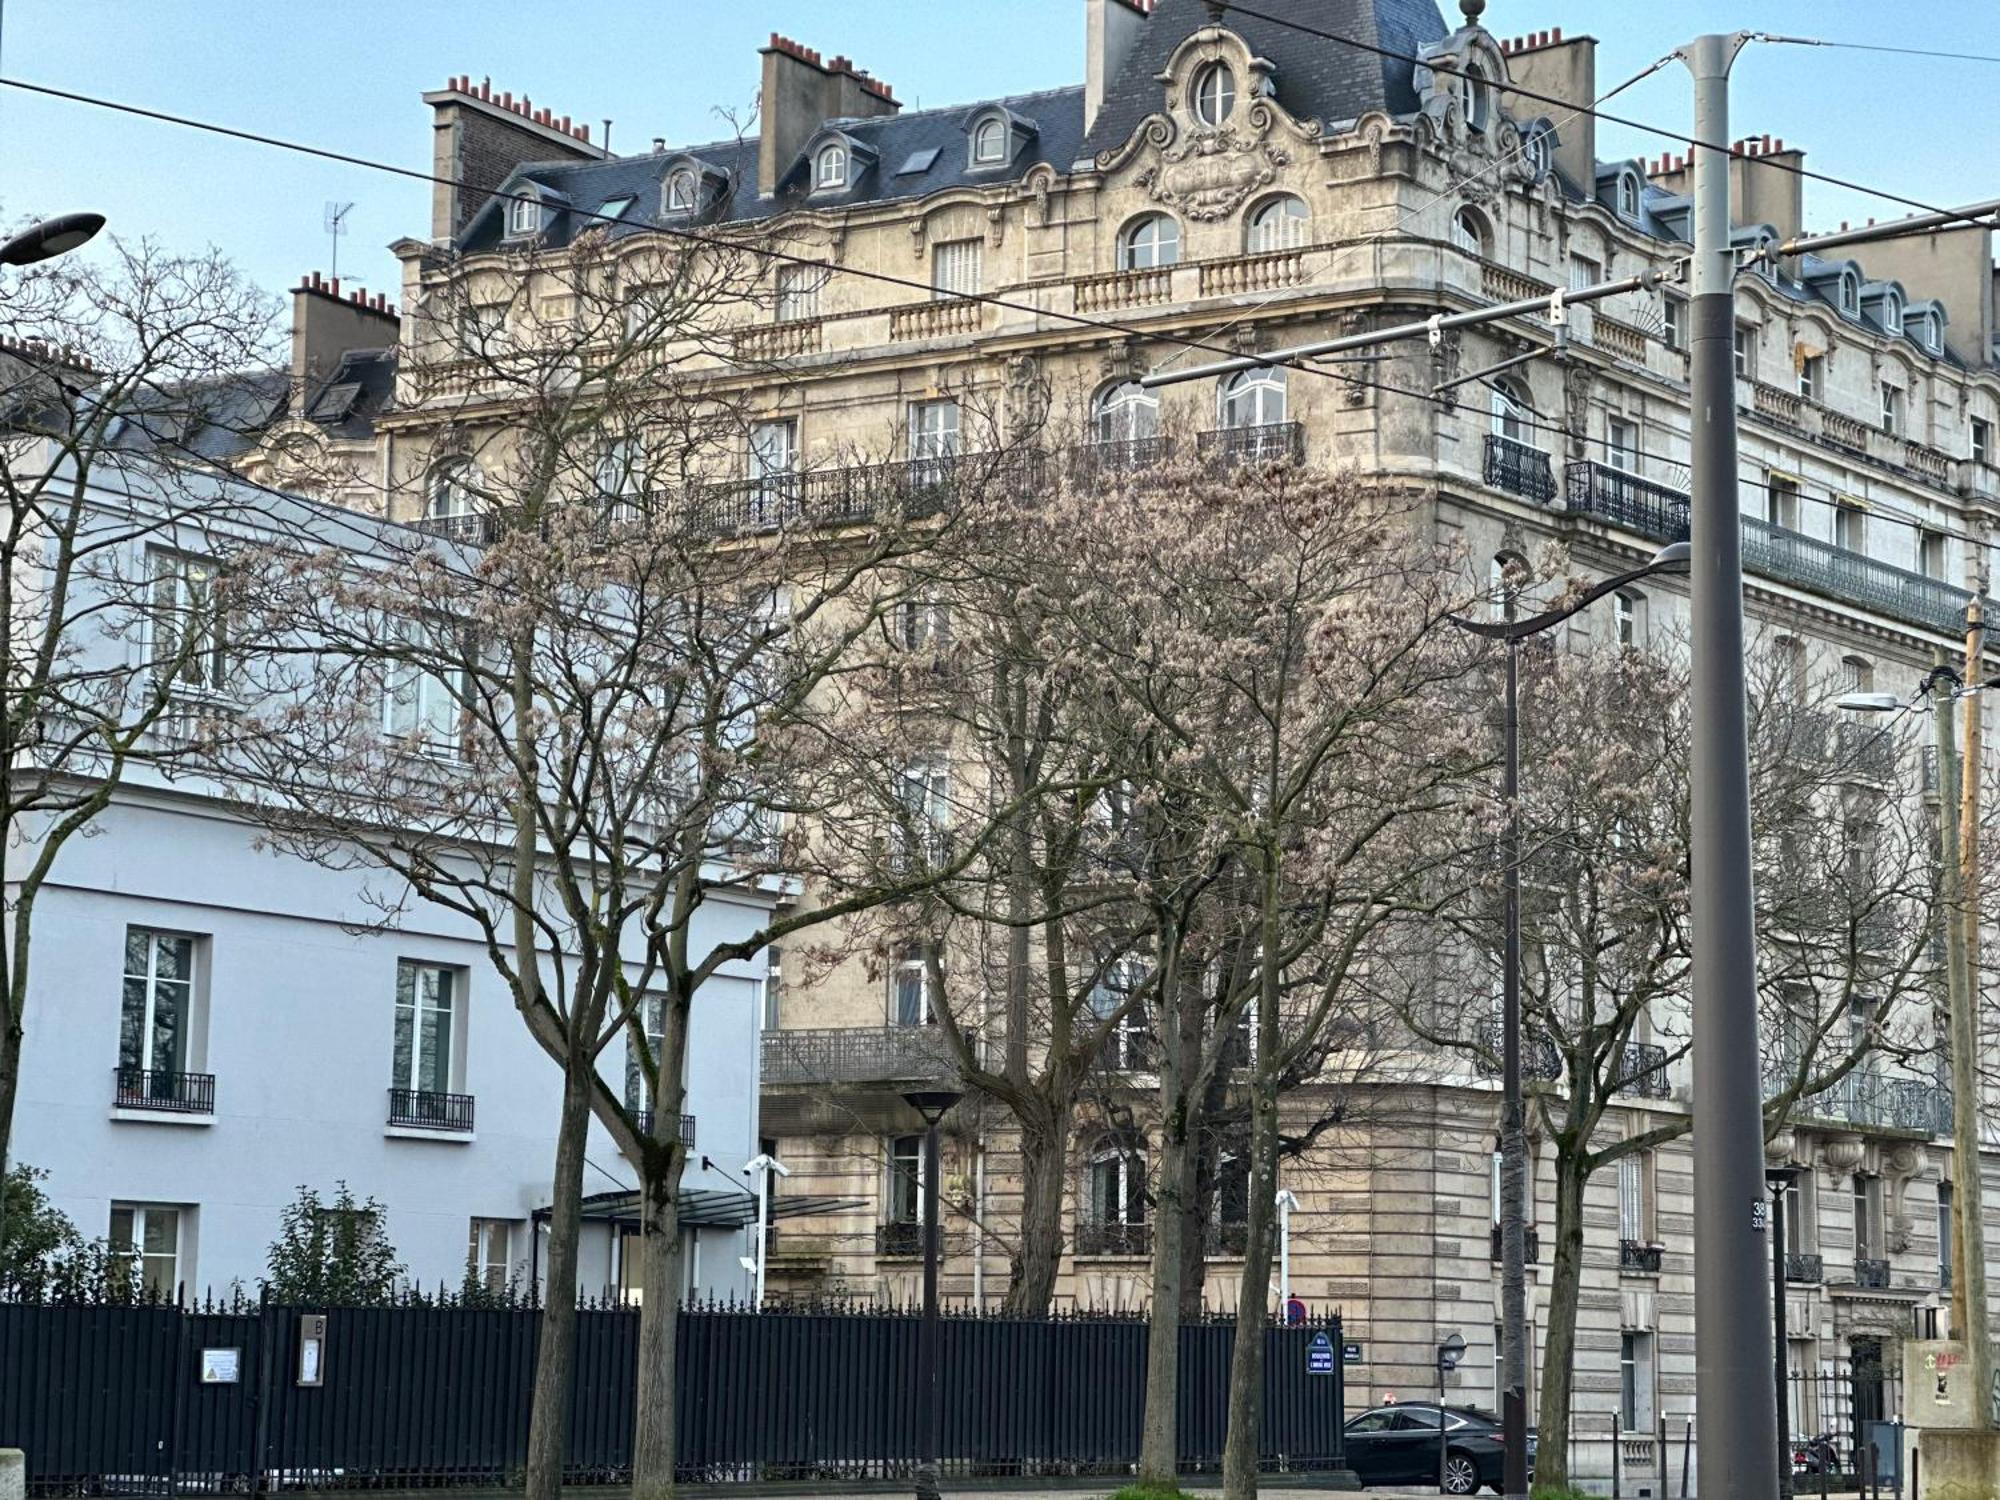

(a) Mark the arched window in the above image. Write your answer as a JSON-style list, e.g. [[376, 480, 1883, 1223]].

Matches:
[[1617, 173, 1641, 218], [427, 457, 480, 519], [1490, 377, 1533, 442], [1463, 61, 1491, 132], [814, 142, 847, 190], [1839, 273, 1860, 317], [970, 117, 1007, 166], [1882, 294, 1903, 335], [1219, 366, 1288, 429], [665, 170, 698, 213], [1094, 381, 1160, 444], [1841, 655, 1875, 695], [1246, 195, 1310, 254], [1118, 213, 1181, 271], [1191, 61, 1236, 126], [1523, 129, 1552, 182], [1450, 206, 1489, 257], [1083, 1136, 1148, 1252]]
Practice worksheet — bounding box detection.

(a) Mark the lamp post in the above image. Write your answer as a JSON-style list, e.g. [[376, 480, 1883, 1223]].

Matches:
[[1766, 1163, 1802, 1499], [1437, 1332, 1468, 1492], [0, 213, 106, 267], [1450, 540, 1689, 1500], [902, 1087, 963, 1500], [1840, 657, 1998, 1431]]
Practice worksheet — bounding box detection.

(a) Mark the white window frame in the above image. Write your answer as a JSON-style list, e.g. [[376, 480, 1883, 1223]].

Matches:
[[1883, 295, 1903, 335], [970, 117, 1007, 166], [1220, 366, 1288, 429], [1247, 195, 1309, 254], [1920, 528, 1949, 581], [930, 237, 983, 299], [1118, 214, 1180, 271], [1618, 173, 1640, 218], [1620, 1331, 1656, 1429], [887, 1134, 925, 1224], [382, 619, 470, 759], [896, 593, 950, 653], [1617, 1152, 1651, 1243], [908, 400, 961, 462], [121, 927, 197, 1078], [1450, 206, 1487, 257], [109, 1203, 183, 1298], [1523, 130, 1551, 181], [813, 143, 847, 190], [1839, 274, 1859, 317], [427, 457, 481, 520], [1767, 473, 1800, 530], [1490, 379, 1533, 442], [1191, 62, 1236, 126], [890, 944, 935, 1026], [1613, 589, 1640, 648], [1607, 416, 1639, 473], [1094, 381, 1160, 444], [149, 551, 229, 694], [1662, 296, 1685, 351], [750, 418, 799, 486], [1463, 61, 1491, 132], [1834, 501, 1866, 554], [895, 758, 953, 868], [507, 193, 540, 238], [1087, 1141, 1147, 1227], [1881, 383, 1902, 437], [467, 1218, 512, 1292], [1798, 353, 1825, 403], [393, 959, 459, 1097], [1733, 326, 1754, 381], [665, 170, 698, 214], [1972, 416, 1991, 466]]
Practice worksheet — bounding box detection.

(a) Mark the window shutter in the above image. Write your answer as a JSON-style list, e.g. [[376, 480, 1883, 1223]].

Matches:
[[931, 239, 981, 299]]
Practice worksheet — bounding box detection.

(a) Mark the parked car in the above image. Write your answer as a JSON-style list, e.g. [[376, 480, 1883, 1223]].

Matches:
[[1342, 1402, 1534, 1494]]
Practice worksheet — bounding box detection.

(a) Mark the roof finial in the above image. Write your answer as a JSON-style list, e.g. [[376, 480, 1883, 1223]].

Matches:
[[1203, 0, 1226, 21], [1461, 0, 1487, 20]]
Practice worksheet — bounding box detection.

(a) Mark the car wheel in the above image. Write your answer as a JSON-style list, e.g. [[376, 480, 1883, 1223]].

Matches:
[[1439, 1450, 1480, 1495]]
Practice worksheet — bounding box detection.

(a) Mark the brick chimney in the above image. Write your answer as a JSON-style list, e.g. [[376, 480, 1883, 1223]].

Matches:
[[290, 272, 401, 414], [1650, 136, 1805, 244], [1086, 0, 1154, 134], [757, 35, 898, 198], [423, 76, 607, 241], [1497, 29, 1594, 195]]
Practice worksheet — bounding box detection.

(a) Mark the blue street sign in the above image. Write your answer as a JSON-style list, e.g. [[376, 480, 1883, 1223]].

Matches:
[[1343, 1342, 1364, 1364], [1308, 1331, 1335, 1375]]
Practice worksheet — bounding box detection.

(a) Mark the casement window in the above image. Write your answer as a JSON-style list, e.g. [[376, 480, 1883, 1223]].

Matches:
[[1881, 383, 1903, 436], [1853, 1173, 1886, 1261], [814, 143, 847, 190], [507, 195, 540, 238], [1766, 473, 1800, 531], [149, 553, 229, 694], [1607, 416, 1639, 473], [1220, 366, 1288, 428], [1093, 381, 1160, 444], [1191, 61, 1236, 126], [392, 960, 459, 1099], [1972, 417, 1992, 466], [1449, 206, 1488, 257], [1835, 501, 1866, 553], [120, 927, 199, 1087], [1613, 588, 1641, 647], [109, 1203, 184, 1298], [1489, 378, 1533, 442], [1247, 195, 1309, 253], [467, 1218, 512, 1292], [426, 457, 482, 522], [889, 944, 935, 1026], [596, 438, 645, 525], [1618, 173, 1640, 217], [774, 264, 824, 323], [1883, 295, 1903, 335], [1118, 214, 1181, 271], [1617, 1152, 1653, 1243], [749, 419, 799, 520], [664, 170, 698, 214], [930, 238, 982, 299], [1620, 1331, 1656, 1428], [1798, 353, 1826, 403], [1662, 296, 1685, 351], [887, 1134, 924, 1224], [624, 994, 667, 1110], [908, 399, 961, 462], [382, 619, 470, 758], [1921, 528, 1949, 580], [1782, 1171, 1815, 1254], [1087, 1141, 1147, 1227], [1567, 255, 1600, 341], [1085, 957, 1148, 1069], [896, 594, 950, 652], [1939, 1182, 1954, 1288], [762, 949, 783, 1032], [1839, 274, 1860, 317], [893, 759, 953, 870], [970, 117, 1007, 167], [1733, 326, 1755, 381], [1461, 61, 1490, 132]]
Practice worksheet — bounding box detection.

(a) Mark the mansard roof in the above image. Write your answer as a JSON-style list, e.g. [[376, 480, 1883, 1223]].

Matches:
[[1079, 0, 1448, 163]]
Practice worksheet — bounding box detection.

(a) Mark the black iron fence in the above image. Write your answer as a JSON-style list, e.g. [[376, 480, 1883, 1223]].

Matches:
[[114, 1067, 216, 1114], [0, 1296, 1349, 1493], [1785, 1356, 1905, 1483], [384, 1088, 475, 1132]]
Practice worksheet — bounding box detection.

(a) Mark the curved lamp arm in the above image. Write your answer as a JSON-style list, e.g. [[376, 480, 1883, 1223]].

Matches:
[[1449, 543, 1691, 643]]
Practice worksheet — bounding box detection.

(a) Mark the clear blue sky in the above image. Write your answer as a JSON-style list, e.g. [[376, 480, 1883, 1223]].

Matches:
[[3, 1, 1994, 309]]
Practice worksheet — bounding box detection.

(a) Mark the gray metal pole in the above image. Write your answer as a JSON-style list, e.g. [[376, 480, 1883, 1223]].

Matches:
[[1773, 1175, 1793, 1500], [915, 1117, 942, 1500], [1678, 33, 1778, 1500], [1500, 636, 1529, 1500]]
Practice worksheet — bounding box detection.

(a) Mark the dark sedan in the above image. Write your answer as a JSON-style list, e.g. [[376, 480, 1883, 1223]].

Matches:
[[1342, 1402, 1535, 1494]]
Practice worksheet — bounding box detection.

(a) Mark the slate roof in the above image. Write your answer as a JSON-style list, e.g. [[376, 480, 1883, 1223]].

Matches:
[[1078, 0, 1448, 163], [303, 347, 396, 440]]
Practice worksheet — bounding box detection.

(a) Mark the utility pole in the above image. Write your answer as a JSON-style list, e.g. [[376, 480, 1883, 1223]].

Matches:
[[1950, 609, 1994, 1423], [1677, 33, 1778, 1500], [1498, 629, 1529, 1500]]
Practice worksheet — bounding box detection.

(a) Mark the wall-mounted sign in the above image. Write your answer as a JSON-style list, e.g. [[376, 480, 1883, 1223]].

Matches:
[[1307, 1331, 1335, 1375], [199, 1347, 241, 1384], [297, 1314, 327, 1387]]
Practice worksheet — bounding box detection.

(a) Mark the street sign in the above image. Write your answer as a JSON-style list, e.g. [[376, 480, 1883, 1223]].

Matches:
[[1343, 1342, 1364, 1364], [1308, 1331, 1335, 1375], [1284, 1297, 1307, 1325]]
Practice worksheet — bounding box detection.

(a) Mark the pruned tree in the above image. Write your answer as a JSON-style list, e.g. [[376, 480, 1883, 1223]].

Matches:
[[0, 235, 280, 1201], [263, 1182, 406, 1306]]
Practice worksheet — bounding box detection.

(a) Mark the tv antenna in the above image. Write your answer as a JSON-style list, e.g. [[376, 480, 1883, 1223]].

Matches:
[[323, 201, 354, 280]]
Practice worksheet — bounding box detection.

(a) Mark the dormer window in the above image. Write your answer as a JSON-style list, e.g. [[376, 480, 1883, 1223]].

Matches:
[[1523, 129, 1552, 182], [1883, 294, 1903, 335], [1192, 62, 1236, 127], [970, 117, 1007, 167], [1617, 172, 1640, 218], [507, 194, 540, 238], [815, 143, 848, 190], [1839, 273, 1859, 317], [665, 170, 698, 213], [1463, 61, 1491, 133]]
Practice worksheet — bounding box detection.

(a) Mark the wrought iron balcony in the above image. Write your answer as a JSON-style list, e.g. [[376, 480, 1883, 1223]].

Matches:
[[1206, 1221, 1250, 1257], [1073, 435, 1176, 477], [1074, 1220, 1153, 1257], [1835, 720, 1898, 782], [631, 1109, 697, 1147], [1566, 459, 1989, 638], [386, 1088, 475, 1132], [1490, 1225, 1541, 1263], [1609, 1042, 1672, 1098], [876, 1221, 926, 1258], [1485, 434, 1558, 503], [411, 510, 500, 545], [1774, 1067, 1951, 1137], [113, 1067, 215, 1115], [762, 1025, 968, 1087], [1853, 1257, 1892, 1289], [1196, 421, 1304, 466], [1785, 1252, 1824, 1284], [1619, 1239, 1663, 1274], [1475, 1020, 1563, 1082]]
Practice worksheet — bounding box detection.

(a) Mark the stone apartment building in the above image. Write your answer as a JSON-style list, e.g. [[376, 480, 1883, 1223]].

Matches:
[[227, 0, 2000, 1480]]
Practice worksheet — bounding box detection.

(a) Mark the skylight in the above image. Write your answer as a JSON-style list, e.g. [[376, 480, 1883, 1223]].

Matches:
[[897, 148, 941, 177], [599, 195, 637, 220]]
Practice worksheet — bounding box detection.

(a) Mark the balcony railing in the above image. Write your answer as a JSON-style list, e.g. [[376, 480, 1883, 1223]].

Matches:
[[876, 1221, 925, 1258], [1475, 1020, 1563, 1082], [1485, 434, 1557, 503], [762, 1025, 966, 1086], [1196, 422, 1304, 466], [1071, 435, 1175, 479], [632, 1109, 697, 1147], [386, 1088, 475, 1132], [1074, 1221, 1153, 1257], [411, 510, 500, 545], [1566, 459, 1985, 638], [687, 451, 1041, 537], [113, 1067, 215, 1115], [1490, 1225, 1541, 1263], [1619, 1239, 1663, 1274], [1785, 1252, 1825, 1284], [1609, 1042, 1672, 1099], [1199, 248, 1309, 298], [1206, 1221, 1250, 1257], [1771, 1064, 1951, 1136], [1853, 1256, 1892, 1289], [1835, 720, 1897, 781], [1075, 266, 1174, 314]]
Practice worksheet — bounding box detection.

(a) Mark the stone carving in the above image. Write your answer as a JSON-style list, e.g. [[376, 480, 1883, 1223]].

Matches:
[[1819, 1134, 1866, 1184]]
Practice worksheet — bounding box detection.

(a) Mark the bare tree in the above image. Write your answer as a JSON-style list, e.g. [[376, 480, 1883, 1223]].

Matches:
[[0, 236, 279, 1187]]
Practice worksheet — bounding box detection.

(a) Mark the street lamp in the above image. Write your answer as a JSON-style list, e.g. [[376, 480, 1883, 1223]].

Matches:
[[902, 1086, 963, 1500], [1765, 1163, 1802, 1500], [1450, 540, 1688, 1500], [0, 213, 106, 267]]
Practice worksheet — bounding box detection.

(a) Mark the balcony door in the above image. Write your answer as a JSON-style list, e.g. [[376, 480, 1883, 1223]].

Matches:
[[393, 961, 458, 1113], [120, 928, 195, 1097]]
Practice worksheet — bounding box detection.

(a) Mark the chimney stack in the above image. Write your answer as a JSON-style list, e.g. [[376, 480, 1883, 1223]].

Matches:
[[423, 75, 606, 240], [757, 34, 899, 198], [1501, 31, 1597, 195], [290, 273, 400, 417], [1086, 0, 1154, 134]]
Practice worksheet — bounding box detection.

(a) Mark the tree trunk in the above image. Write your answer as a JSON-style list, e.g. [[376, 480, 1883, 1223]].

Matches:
[[631, 1147, 684, 1500], [525, 1060, 593, 1500], [1220, 1070, 1279, 1500], [1139, 1088, 1193, 1485], [0, 1011, 21, 1180], [1003, 1104, 1069, 1313], [1532, 1149, 1588, 1491]]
